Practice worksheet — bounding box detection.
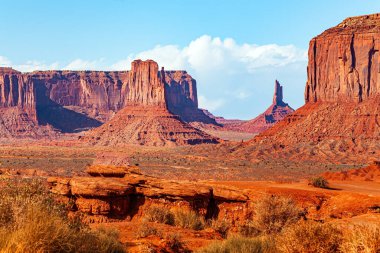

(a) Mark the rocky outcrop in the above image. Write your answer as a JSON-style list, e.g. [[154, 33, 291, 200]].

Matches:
[[305, 13, 380, 103], [228, 80, 294, 133], [0, 60, 217, 138], [48, 165, 248, 223]]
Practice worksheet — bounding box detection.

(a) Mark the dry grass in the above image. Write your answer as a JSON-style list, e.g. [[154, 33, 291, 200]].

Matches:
[[252, 195, 302, 235], [340, 224, 380, 253], [197, 235, 272, 253], [209, 219, 231, 238], [143, 205, 174, 225], [173, 209, 205, 231], [238, 220, 261, 237], [276, 221, 342, 253], [135, 222, 162, 239], [164, 233, 188, 252], [0, 178, 125, 253]]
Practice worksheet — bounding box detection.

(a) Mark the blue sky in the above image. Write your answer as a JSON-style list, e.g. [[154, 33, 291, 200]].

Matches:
[[1, 0, 380, 119]]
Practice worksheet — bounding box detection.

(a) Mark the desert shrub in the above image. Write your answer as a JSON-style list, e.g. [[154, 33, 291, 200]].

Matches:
[[136, 222, 162, 239], [238, 220, 261, 237], [276, 221, 342, 253], [0, 178, 125, 253], [252, 195, 302, 234], [165, 233, 188, 252], [197, 235, 272, 253], [144, 205, 174, 225], [138, 244, 157, 253], [340, 224, 380, 253], [173, 209, 205, 230], [209, 219, 231, 238], [309, 176, 329, 189]]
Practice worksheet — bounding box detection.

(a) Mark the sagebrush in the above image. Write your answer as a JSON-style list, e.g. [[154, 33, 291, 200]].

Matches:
[[0, 178, 125, 253]]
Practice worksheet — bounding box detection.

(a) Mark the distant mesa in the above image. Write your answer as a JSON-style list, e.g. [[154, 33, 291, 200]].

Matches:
[[0, 60, 219, 145]]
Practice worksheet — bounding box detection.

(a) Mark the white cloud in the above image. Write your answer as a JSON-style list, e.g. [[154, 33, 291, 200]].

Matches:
[[110, 59, 133, 71], [111, 35, 307, 116], [120, 35, 306, 73], [0, 35, 307, 118], [0, 56, 11, 66], [0, 56, 60, 72], [198, 95, 225, 111], [15, 61, 60, 72], [64, 58, 105, 70], [235, 90, 251, 100]]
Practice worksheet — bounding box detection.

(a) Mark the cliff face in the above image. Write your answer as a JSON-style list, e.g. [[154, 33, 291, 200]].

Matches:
[[305, 14, 380, 103], [125, 60, 166, 107], [0, 68, 37, 120], [238, 14, 380, 163], [0, 60, 216, 137], [81, 60, 219, 146]]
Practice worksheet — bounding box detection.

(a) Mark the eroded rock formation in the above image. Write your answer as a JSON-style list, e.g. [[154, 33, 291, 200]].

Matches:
[[81, 60, 219, 146], [305, 13, 380, 103], [0, 60, 217, 139], [237, 14, 380, 163], [226, 80, 294, 133], [48, 165, 248, 223]]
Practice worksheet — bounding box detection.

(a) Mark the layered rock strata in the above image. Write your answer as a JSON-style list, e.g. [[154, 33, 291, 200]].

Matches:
[[305, 13, 380, 103], [81, 60, 219, 146], [48, 165, 248, 223], [237, 14, 380, 163], [0, 59, 217, 138]]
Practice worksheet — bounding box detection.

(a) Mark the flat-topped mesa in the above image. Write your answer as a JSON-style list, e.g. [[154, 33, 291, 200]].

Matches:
[[126, 59, 166, 107], [305, 13, 380, 103]]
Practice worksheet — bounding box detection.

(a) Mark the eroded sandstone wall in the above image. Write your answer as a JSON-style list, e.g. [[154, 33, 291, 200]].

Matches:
[[0, 68, 37, 121], [305, 14, 380, 103], [0, 60, 215, 135]]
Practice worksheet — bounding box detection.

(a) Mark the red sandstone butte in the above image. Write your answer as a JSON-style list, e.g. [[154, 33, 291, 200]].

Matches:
[[305, 13, 380, 103], [81, 60, 219, 146], [236, 13, 380, 163], [0, 60, 217, 138]]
